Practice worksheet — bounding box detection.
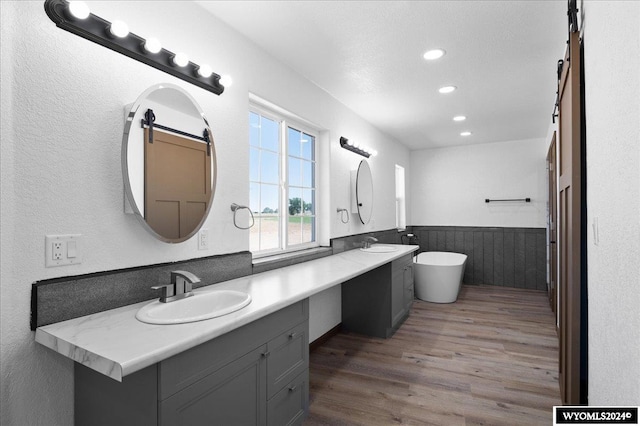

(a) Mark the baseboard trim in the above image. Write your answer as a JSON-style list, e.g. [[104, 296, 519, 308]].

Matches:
[[309, 323, 342, 352]]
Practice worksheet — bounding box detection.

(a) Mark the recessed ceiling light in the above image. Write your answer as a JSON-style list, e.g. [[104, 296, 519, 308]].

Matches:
[[438, 85, 456, 94], [453, 115, 466, 121], [460, 131, 472, 136], [423, 49, 446, 60]]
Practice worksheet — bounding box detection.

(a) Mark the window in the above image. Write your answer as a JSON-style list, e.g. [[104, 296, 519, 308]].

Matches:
[[249, 107, 317, 255], [395, 164, 406, 230]]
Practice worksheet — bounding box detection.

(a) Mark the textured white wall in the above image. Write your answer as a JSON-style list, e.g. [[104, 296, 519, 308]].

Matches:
[[410, 138, 548, 227], [0, 2, 410, 424], [582, 1, 640, 405]]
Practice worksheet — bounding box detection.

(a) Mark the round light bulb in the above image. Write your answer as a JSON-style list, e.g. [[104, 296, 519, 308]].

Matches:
[[460, 131, 472, 136], [371, 150, 378, 157], [219, 74, 233, 87], [172, 52, 189, 67], [423, 49, 446, 60], [453, 115, 466, 121], [109, 20, 129, 38], [438, 85, 456, 94], [68, 1, 90, 20], [197, 64, 213, 78], [144, 38, 162, 54], [346, 139, 353, 146]]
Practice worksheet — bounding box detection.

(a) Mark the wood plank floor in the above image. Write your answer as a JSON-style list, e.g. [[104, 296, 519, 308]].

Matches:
[[304, 285, 560, 425]]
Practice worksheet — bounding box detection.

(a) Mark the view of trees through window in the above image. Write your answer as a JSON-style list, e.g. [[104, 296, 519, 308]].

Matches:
[[249, 109, 316, 253]]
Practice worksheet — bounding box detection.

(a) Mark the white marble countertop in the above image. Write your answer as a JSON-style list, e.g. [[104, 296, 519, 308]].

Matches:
[[35, 244, 418, 381]]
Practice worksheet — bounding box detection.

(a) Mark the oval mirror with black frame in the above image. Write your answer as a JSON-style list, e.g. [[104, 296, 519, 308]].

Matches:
[[122, 83, 217, 243], [355, 159, 373, 224]]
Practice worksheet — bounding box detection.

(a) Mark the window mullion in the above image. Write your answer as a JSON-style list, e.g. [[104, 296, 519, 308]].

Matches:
[[281, 120, 288, 250]]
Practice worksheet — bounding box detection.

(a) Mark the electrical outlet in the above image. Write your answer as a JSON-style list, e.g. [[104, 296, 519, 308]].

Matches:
[[198, 229, 209, 250], [52, 242, 63, 260], [45, 235, 82, 267]]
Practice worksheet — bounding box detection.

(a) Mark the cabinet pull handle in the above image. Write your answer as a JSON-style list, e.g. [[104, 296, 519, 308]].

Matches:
[[288, 332, 298, 339], [261, 351, 270, 358], [288, 385, 297, 392]]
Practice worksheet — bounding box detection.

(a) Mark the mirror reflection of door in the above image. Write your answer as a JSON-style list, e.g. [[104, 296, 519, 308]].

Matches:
[[144, 129, 211, 239]]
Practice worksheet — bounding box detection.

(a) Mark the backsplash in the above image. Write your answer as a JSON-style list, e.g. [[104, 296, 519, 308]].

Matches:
[[31, 252, 253, 329], [412, 226, 547, 290], [330, 228, 408, 254]]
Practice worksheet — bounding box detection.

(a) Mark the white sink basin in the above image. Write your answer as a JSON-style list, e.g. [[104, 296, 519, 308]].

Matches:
[[136, 290, 252, 325], [360, 244, 399, 253]]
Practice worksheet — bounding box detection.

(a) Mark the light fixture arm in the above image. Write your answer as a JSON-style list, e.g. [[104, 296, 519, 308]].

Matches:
[[43, 0, 225, 95]]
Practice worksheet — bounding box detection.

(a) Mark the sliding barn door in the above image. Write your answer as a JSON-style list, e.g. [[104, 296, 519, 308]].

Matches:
[[557, 31, 583, 405], [547, 133, 558, 317], [145, 129, 211, 239]]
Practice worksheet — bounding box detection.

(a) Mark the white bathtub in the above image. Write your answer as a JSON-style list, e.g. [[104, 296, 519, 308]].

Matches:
[[413, 251, 467, 303]]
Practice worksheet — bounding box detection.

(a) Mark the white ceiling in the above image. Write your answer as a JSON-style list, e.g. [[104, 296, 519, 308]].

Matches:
[[198, 1, 568, 150]]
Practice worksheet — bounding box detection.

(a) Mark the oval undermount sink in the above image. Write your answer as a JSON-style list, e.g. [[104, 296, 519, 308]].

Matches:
[[136, 290, 252, 325], [360, 244, 399, 253]]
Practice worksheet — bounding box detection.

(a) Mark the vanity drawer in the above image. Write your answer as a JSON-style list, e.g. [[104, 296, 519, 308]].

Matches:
[[159, 299, 308, 400], [267, 321, 309, 399], [267, 370, 309, 426]]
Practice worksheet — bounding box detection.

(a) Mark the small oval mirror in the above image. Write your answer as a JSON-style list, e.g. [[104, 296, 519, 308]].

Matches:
[[356, 160, 373, 224], [122, 83, 216, 242]]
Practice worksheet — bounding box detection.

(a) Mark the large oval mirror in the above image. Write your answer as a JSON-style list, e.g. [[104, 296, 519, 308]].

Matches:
[[356, 160, 373, 224], [122, 83, 217, 243]]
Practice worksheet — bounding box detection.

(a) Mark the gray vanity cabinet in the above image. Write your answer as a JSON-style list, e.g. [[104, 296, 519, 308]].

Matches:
[[160, 345, 267, 425], [391, 258, 407, 328], [401, 257, 414, 314], [342, 254, 414, 338], [75, 299, 309, 426]]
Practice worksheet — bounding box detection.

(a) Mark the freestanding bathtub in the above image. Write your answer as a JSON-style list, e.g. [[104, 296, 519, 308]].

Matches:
[[413, 251, 467, 303]]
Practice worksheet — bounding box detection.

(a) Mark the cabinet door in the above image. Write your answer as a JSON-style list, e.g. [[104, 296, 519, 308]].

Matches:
[[267, 322, 309, 399], [391, 265, 406, 328], [160, 345, 267, 426], [403, 265, 414, 311]]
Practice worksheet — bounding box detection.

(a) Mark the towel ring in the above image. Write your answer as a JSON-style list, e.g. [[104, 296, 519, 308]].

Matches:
[[230, 203, 255, 230], [337, 207, 349, 224]]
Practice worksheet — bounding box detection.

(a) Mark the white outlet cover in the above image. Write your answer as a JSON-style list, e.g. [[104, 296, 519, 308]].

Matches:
[[45, 234, 82, 267], [198, 229, 209, 250]]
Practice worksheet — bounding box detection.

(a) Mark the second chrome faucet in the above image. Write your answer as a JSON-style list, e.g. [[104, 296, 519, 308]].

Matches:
[[152, 270, 201, 303], [362, 236, 378, 249]]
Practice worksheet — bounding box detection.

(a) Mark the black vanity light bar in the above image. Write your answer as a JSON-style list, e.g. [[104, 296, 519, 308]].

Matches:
[[44, 0, 225, 96], [340, 136, 377, 158]]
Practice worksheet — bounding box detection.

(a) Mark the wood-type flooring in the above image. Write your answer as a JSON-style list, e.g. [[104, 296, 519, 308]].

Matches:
[[304, 285, 560, 425]]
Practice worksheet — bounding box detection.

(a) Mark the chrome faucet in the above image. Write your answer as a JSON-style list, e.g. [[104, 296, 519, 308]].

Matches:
[[362, 236, 378, 249], [152, 270, 200, 303]]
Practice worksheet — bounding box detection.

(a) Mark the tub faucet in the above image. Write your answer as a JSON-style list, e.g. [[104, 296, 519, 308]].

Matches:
[[362, 236, 378, 249], [152, 270, 200, 303]]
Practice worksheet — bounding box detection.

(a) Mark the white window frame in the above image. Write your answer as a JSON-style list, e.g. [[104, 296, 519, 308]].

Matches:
[[395, 164, 406, 231], [250, 102, 319, 258]]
